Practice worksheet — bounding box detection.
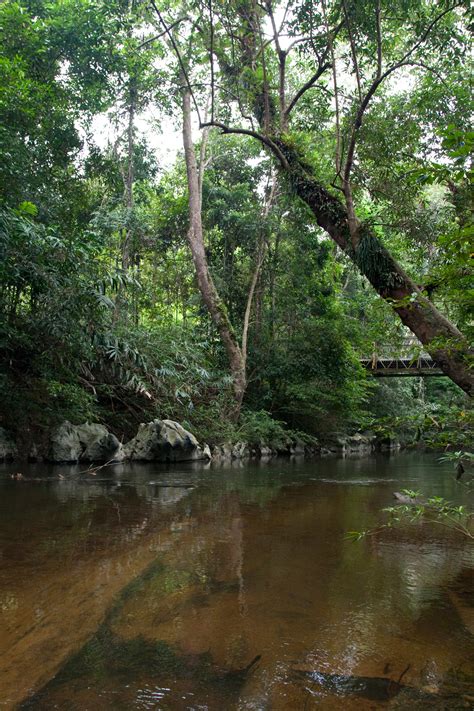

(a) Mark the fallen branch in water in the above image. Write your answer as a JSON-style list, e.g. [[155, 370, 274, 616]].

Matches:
[[74, 457, 122, 477], [9, 457, 123, 482]]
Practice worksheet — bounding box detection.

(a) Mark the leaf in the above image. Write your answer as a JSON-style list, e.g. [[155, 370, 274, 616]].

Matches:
[[17, 201, 38, 217]]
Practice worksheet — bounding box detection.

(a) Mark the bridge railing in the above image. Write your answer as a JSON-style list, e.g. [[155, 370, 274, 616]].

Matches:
[[360, 337, 443, 376], [362, 337, 430, 362]]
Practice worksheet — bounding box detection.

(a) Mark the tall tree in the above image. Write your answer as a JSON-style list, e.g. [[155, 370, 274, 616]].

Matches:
[[168, 0, 472, 395], [149, 2, 277, 417], [182, 88, 247, 416]]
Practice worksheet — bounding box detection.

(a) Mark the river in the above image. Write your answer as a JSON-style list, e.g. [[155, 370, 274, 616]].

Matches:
[[0, 452, 472, 709]]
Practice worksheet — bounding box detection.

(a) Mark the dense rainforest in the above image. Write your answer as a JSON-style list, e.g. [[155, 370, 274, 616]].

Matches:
[[0, 0, 472, 456]]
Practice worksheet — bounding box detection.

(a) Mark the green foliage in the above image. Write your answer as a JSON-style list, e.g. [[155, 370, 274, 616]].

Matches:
[[236, 410, 293, 446], [348, 489, 474, 541], [383, 491, 473, 540], [365, 377, 472, 450], [439, 450, 474, 468], [0, 208, 107, 431], [185, 407, 318, 450], [45, 381, 97, 424], [92, 324, 234, 438]]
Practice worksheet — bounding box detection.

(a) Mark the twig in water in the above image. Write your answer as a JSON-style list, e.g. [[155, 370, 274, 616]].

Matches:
[[74, 458, 120, 478]]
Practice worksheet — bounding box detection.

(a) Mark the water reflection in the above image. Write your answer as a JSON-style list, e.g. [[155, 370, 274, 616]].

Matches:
[[0, 453, 472, 709]]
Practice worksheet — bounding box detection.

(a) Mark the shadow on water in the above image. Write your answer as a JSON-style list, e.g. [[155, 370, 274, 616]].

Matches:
[[0, 452, 473, 709], [22, 558, 261, 710]]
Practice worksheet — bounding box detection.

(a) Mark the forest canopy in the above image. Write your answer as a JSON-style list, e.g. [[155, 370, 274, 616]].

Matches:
[[0, 0, 472, 451]]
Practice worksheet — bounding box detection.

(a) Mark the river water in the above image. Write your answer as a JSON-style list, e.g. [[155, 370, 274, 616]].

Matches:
[[0, 452, 472, 709]]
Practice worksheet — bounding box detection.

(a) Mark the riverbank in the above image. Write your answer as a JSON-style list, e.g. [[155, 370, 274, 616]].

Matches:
[[0, 418, 403, 465]]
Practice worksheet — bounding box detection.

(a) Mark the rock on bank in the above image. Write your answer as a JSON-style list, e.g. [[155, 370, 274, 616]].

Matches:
[[45, 419, 211, 464], [123, 419, 210, 462]]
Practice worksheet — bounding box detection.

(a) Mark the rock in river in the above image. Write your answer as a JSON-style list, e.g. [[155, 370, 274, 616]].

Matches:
[[123, 419, 210, 462], [48, 422, 122, 463]]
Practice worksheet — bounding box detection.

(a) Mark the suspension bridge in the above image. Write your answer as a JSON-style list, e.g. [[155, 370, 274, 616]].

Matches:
[[360, 338, 445, 377]]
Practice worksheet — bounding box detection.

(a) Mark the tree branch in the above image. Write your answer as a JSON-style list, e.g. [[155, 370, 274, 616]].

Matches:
[[343, 3, 461, 186], [242, 171, 277, 366], [284, 62, 331, 119], [375, 0, 382, 80], [137, 16, 187, 48], [342, 0, 362, 102], [199, 121, 290, 169], [322, 0, 342, 178], [149, 0, 202, 124], [254, 0, 272, 133], [208, 0, 215, 123], [396, 2, 461, 69], [198, 93, 212, 209], [266, 0, 287, 126], [284, 17, 343, 120]]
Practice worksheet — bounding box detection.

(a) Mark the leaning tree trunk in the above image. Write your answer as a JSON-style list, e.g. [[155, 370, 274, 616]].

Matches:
[[274, 139, 472, 396], [182, 90, 246, 417]]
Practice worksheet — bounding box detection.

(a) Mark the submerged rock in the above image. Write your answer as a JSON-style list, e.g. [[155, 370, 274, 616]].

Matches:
[[294, 669, 441, 704], [0, 427, 17, 460], [123, 419, 210, 462], [300, 669, 406, 701]]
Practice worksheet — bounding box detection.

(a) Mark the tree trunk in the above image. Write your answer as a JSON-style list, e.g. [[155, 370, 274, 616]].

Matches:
[[241, 234, 265, 370], [113, 75, 137, 325], [122, 77, 136, 272], [274, 139, 472, 396], [241, 172, 277, 368], [182, 90, 246, 417]]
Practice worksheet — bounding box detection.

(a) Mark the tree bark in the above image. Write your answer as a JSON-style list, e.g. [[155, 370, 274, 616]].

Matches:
[[113, 76, 137, 325], [122, 79, 136, 271], [241, 172, 277, 368], [182, 90, 246, 417], [274, 139, 472, 396]]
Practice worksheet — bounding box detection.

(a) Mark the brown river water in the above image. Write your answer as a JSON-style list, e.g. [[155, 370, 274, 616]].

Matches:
[[0, 452, 473, 709]]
